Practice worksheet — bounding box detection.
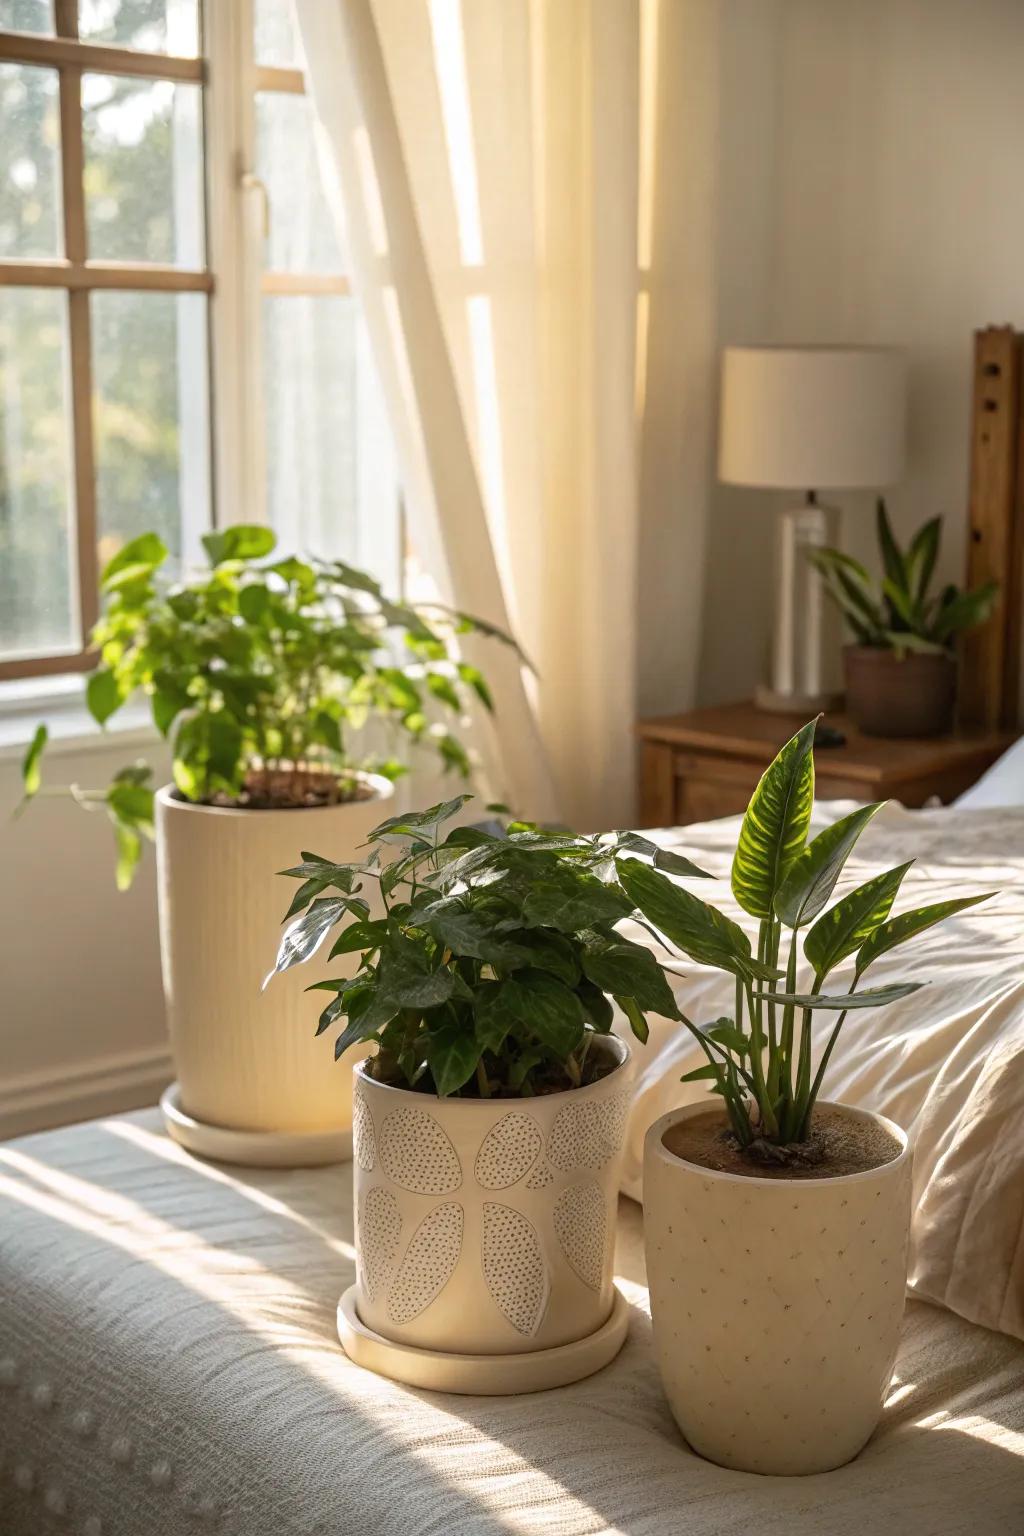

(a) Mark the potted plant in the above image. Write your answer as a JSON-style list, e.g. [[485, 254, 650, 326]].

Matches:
[[268, 796, 709, 1392], [20, 525, 511, 1165], [809, 499, 998, 736], [628, 720, 992, 1473]]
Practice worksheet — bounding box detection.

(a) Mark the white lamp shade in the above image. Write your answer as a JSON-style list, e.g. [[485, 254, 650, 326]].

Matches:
[[718, 346, 907, 490]]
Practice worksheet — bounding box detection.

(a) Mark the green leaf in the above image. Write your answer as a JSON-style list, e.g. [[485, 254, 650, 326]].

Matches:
[[762, 982, 923, 1010], [456, 661, 494, 711], [855, 893, 994, 978], [86, 668, 125, 726], [105, 780, 155, 834], [576, 980, 614, 1032], [616, 857, 773, 981], [20, 724, 47, 799], [803, 860, 914, 978], [269, 896, 354, 979], [501, 928, 581, 987], [475, 970, 585, 1058], [101, 532, 167, 589], [151, 680, 191, 736], [705, 1018, 750, 1054], [907, 516, 941, 603], [426, 672, 462, 712], [930, 580, 999, 644], [774, 802, 885, 929], [521, 865, 634, 932], [877, 498, 908, 590], [111, 818, 142, 892], [282, 876, 331, 921], [202, 524, 276, 566], [424, 1020, 480, 1096], [680, 1062, 723, 1084], [581, 938, 678, 1018], [377, 936, 456, 1009], [882, 576, 918, 630], [328, 919, 389, 958], [731, 719, 816, 919], [369, 794, 473, 841], [614, 831, 712, 879], [614, 993, 649, 1044], [237, 583, 271, 623], [881, 630, 947, 655]]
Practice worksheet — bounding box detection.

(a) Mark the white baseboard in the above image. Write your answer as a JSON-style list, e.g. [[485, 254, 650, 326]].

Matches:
[[0, 1044, 174, 1141]]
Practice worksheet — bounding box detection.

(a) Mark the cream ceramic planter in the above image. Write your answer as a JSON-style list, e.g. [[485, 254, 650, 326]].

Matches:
[[338, 1038, 634, 1392], [155, 775, 393, 1164], [644, 1101, 912, 1475]]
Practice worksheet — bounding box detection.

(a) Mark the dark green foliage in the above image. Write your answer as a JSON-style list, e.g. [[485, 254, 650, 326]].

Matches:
[[269, 798, 712, 1098], [808, 498, 998, 653]]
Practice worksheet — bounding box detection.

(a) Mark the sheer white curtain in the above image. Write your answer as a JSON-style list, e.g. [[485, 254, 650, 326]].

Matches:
[[295, 0, 718, 830]]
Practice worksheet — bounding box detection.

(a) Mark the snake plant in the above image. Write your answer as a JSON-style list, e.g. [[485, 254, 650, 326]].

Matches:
[[808, 498, 998, 654]]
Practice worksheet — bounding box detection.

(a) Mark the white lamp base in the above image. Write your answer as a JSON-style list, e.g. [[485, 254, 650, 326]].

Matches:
[[757, 495, 842, 714]]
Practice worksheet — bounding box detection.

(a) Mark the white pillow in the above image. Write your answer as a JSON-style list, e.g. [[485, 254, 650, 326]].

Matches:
[[619, 801, 1024, 1342], [955, 735, 1024, 807]]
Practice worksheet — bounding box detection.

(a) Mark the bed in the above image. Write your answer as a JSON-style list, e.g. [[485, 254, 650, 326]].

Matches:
[[1, 802, 1022, 1534]]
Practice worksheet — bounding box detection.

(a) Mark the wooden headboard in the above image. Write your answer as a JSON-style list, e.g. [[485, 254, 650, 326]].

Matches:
[[960, 325, 1024, 731]]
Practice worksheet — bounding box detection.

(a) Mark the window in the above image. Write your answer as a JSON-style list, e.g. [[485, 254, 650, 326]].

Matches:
[[0, 0, 210, 679], [0, 0, 399, 684]]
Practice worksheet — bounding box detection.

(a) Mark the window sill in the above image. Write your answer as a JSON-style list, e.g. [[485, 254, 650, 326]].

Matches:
[[0, 677, 156, 763]]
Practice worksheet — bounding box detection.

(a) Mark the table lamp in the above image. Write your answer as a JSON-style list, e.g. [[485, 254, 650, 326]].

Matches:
[[718, 345, 907, 713]]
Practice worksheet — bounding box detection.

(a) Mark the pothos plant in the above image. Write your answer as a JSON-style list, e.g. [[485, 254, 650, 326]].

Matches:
[[808, 498, 998, 655], [268, 794, 713, 1098], [620, 719, 993, 1163], [18, 525, 513, 888]]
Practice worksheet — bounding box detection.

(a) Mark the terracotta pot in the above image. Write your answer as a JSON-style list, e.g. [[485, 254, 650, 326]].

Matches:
[[844, 644, 956, 737], [644, 1100, 912, 1475], [155, 775, 393, 1160], [343, 1037, 634, 1389]]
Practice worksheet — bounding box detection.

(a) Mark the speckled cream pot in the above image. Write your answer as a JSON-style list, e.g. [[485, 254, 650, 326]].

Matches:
[[644, 1101, 912, 1475], [156, 776, 393, 1160], [350, 1038, 634, 1365]]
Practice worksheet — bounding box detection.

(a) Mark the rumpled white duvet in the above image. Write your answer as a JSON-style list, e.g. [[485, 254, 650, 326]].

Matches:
[[618, 800, 1024, 1343]]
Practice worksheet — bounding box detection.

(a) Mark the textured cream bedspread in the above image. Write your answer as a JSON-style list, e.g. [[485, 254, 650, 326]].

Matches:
[[1, 1109, 1021, 1535]]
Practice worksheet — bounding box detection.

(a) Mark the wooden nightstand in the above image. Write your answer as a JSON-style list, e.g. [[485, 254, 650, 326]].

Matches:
[[637, 701, 1014, 828]]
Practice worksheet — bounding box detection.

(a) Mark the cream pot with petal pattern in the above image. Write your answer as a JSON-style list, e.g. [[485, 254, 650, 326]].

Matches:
[[268, 795, 712, 1391], [352, 1037, 633, 1359]]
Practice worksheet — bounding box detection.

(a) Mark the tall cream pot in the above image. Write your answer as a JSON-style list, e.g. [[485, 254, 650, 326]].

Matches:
[[643, 1100, 912, 1475], [155, 776, 393, 1141]]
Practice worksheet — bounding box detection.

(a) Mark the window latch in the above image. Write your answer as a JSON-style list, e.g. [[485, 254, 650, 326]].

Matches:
[[240, 171, 271, 241]]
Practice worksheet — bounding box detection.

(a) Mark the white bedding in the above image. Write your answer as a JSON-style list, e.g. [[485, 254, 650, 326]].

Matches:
[[618, 801, 1024, 1341], [1, 1108, 1022, 1536]]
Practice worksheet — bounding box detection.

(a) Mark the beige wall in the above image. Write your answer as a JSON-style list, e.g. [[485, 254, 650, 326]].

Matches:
[[0, 732, 172, 1136], [698, 0, 1024, 703]]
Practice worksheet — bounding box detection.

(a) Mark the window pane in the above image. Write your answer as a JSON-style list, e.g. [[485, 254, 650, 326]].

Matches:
[[92, 290, 210, 570], [0, 288, 76, 660], [0, 0, 53, 32], [78, 0, 199, 55], [256, 91, 347, 272], [0, 64, 62, 259], [254, 0, 300, 66], [83, 72, 204, 266]]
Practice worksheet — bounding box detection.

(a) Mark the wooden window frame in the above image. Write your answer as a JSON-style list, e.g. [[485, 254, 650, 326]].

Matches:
[[0, 7, 213, 683]]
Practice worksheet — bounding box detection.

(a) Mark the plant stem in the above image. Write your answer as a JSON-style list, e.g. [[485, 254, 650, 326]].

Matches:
[[476, 1058, 491, 1097], [745, 979, 778, 1139], [798, 978, 858, 1138]]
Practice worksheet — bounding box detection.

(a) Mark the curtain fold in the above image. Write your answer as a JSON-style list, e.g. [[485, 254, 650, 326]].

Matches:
[[295, 0, 718, 831]]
